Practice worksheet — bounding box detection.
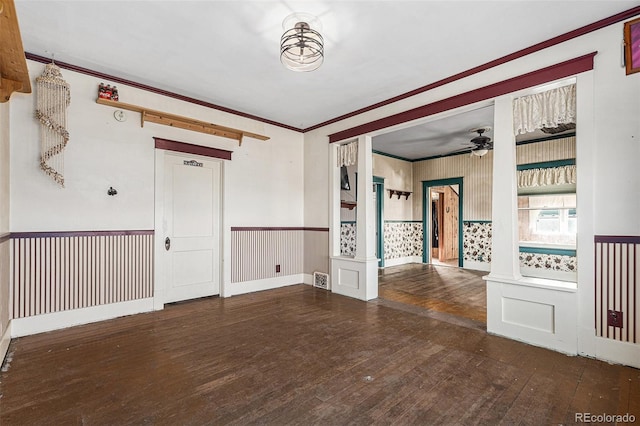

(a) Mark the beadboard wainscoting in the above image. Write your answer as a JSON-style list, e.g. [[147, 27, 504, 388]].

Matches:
[[594, 236, 639, 344], [9, 231, 155, 336], [230, 227, 328, 295]]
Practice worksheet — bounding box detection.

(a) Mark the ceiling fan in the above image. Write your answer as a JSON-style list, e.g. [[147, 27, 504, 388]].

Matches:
[[468, 127, 493, 157], [445, 127, 493, 157]]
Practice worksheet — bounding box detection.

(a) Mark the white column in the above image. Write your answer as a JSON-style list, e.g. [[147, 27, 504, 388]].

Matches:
[[488, 95, 521, 280], [330, 136, 378, 301], [355, 135, 376, 262]]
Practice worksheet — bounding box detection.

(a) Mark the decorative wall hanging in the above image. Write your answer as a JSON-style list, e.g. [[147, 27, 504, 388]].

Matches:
[[624, 17, 640, 75], [35, 62, 70, 186]]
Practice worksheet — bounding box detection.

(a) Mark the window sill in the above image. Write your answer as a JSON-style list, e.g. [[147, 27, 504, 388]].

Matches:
[[483, 274, 577, 293]]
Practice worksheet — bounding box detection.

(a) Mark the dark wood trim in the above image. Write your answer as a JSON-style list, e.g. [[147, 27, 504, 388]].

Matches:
[[594, 235, 640, 244], [10, 230, 154, 239], [0, 232, 10, 244], [25, 53, 302, 133], [309, 6, 640, 133], [516, 132, 577, 146], [329, 53, 596, 143], [231, 227, 329, 232], [154, 137, 233, 160]]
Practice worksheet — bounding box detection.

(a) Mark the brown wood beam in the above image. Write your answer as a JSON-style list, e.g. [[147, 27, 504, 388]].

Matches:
[[0, 0, 32, 102]]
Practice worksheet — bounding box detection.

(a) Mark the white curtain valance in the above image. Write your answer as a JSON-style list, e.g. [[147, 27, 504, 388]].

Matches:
[[517, 165, 576, 188], [337, 141, 358, 167], [513, 84, 576, 135]]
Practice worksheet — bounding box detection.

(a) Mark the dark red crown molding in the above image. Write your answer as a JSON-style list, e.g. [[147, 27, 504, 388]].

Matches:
[[329, 52, 596, 143], [25, 52, 303, 133], [24, 5, 640, 134], [309, 5, 640, 133], [154, 137, 233, 160]]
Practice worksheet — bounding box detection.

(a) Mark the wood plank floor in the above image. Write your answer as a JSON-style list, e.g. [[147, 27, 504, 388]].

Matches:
[[1, 284, 639, 425], [379, 263, 487, 327]]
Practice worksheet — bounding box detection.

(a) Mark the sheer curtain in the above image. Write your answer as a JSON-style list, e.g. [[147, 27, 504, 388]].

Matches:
[[337, 140, 358, 167], [517, 165, 576, 188], [513, 84, 576, 135]]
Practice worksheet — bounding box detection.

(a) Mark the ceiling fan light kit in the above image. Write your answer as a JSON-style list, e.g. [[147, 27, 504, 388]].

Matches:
[[280, 13, 324, 72], [469, 127, 493, 157]]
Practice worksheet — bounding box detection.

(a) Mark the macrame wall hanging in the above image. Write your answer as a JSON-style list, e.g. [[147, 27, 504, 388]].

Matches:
[[35, 62, 70, 187]]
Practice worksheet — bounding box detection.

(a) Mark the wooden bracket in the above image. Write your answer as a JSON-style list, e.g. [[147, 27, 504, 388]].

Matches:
[[0, 0, 32, 103], [388, 189, 412, 200]]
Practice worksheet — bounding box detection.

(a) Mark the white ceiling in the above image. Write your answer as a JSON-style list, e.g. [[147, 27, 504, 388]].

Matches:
[[15, 1, 635, 157]]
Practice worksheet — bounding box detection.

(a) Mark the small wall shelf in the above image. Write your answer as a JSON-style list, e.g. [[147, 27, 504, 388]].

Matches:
[[96, 98, 269, 145], [388, 189, 412, 200], [341, 201, 357, 210]]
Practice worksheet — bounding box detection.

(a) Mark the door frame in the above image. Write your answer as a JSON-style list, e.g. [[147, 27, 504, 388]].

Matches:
[[422, 177, 463, 267], [373, 176, 385, 267], [154, 142, 227, 309]]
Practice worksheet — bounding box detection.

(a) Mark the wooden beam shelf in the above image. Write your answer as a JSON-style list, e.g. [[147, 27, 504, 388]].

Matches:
[[0, 0, 32, 102], [388, 189, 412, 200], [341, 201, 357, 210], [96, 98, 269, 145]]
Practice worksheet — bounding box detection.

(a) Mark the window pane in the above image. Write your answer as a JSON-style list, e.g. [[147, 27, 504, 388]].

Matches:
[[518, 194, 577, 247]]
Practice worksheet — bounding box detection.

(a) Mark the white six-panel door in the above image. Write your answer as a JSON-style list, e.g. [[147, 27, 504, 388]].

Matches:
[[162, 153, 221, 303]]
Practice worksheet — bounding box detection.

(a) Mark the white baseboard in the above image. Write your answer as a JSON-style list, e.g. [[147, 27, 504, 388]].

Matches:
[[384, 256, 422, 267], [592, 336, 640, 369], [463, 260, 491, 272], [11, 298, 155, 338], [1, 320, 11, 364], [225, 274, 306, 297]]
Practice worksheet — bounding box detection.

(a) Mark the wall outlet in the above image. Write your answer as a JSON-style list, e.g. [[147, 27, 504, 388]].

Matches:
[[607, 310, 623, 328], [276, 264, 281, 273]]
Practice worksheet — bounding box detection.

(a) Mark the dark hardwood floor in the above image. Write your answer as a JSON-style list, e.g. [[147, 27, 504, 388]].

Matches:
[[379, 263, 487, 327], [1, 284, 638, 425]]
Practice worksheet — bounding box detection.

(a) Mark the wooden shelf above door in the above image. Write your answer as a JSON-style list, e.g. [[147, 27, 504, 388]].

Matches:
[[96, 98, 269, 145]]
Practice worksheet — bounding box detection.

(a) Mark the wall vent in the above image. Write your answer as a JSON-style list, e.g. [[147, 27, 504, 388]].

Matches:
[[313, 272, 330, 290]]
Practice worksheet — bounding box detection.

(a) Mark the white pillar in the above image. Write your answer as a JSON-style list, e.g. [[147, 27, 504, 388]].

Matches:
[[355, 135, 376, 262], [488, 95, 521, 280], [330, 136, 378, 301]]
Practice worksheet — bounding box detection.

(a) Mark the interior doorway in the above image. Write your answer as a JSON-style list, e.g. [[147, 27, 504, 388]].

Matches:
[[423, 178, 463, 267]]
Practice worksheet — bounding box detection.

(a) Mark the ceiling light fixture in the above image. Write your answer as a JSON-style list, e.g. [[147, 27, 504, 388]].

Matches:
[[471, 148, 489, 157], [280, 13, 324, 72]]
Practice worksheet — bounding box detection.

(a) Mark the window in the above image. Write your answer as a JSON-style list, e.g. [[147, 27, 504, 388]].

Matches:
[[518, 193, 576, 248]]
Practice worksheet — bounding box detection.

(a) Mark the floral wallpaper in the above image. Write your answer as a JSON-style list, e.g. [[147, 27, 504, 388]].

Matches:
[[342, 220, 576, 273], [340, 222, 356, 256], [340, 221, 422, 259], [384, 222, 423, 260], [463, 221, 492, 263], [519, 251, 577, 272]]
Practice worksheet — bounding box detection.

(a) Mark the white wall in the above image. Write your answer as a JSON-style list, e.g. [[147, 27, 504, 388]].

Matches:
[[373, 154, 413, 221], [304, 15, 640, 367], [11, 60, 304, 232]]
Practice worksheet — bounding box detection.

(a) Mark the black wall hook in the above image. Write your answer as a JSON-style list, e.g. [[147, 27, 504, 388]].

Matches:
[[108, 187, 117, 196]]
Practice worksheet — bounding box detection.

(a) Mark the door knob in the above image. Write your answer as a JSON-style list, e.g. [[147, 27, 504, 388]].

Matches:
[[165, 237, 171, 251]]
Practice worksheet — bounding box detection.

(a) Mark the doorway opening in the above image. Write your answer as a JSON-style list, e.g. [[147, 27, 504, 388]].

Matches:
[[422, 178, 463, 268]]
